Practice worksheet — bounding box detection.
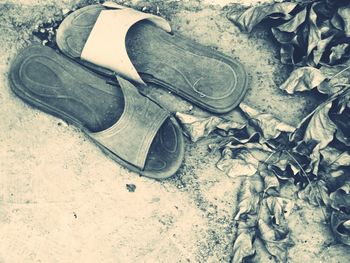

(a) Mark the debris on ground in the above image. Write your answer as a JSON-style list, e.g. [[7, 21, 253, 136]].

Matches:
[[126, 184, 136, 192], [177, 75, 350, 262], [228, 0, 350, 67]]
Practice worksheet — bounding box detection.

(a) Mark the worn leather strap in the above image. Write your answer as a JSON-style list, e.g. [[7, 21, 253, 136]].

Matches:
[[81, 3, 171, 85], [90, 76, 169, 169]]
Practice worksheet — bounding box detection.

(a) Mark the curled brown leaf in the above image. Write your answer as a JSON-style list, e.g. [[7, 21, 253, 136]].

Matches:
[[279, 67, 326, 94], [338, 5, 350, 36], [234, 177, 263, 220], [217, 147, 260, 177], [240, 103, 295, 140], [175, 112, 246, 142], [258, 219, 294, 262], [231, 230, 256, 263], [307, 3, 322, 56], [227, 2, 297, 33]]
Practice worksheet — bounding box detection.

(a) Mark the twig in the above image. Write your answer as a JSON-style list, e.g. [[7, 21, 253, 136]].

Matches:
[[330, 64, 350, 80], [332, 83, 350, 88], [263, 148, 281, 164]]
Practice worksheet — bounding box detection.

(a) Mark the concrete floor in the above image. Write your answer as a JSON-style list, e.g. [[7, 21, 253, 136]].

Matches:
[[0, 0, 349, 262]]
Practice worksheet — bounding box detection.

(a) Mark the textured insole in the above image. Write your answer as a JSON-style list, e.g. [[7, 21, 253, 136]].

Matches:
[[56, 5, 248, 113], [9, 45, 182, 176]]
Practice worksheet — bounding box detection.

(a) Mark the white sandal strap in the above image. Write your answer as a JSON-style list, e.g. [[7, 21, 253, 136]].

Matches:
[[81, 4, 171, 85]]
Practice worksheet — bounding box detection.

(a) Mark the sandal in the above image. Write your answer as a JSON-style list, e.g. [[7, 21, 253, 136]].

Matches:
[[331, 211, 350, 246], [56, 2, 248, 113], [9, 44, 184, 179]]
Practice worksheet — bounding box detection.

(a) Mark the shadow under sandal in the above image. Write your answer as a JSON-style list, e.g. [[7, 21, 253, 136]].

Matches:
[[9, 45, 184, 179], [56, 2, 248, 113]]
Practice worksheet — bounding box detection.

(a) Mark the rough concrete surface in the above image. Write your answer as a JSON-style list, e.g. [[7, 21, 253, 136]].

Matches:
[[0, 0, 349, 262]]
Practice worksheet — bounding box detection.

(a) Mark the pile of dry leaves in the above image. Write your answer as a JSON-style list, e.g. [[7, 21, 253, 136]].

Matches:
[[178, 89, 349, 261], [228, 0, 350, 67], [177, 0, 350, 262]]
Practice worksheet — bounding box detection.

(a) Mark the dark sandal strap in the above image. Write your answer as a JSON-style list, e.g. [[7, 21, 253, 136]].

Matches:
[[90, 76, 169, 169]]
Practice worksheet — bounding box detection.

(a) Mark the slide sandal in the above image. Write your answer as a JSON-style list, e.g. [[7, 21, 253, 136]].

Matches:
[[9, 44, 184, 179], [56, 2, 248, 113], [331, 211, 350, 246]]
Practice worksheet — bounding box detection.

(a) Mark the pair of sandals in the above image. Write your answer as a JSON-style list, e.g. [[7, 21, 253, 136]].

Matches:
[[9, 3, 248, 179]]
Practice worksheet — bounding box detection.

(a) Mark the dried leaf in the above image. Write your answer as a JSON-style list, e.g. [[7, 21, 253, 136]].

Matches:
[[312, 35, 334, 66], [270, 165, 292, 182], [240, 103, 295, 140], [175, 112, 245, 142], [276, 8, 307, 33], [320, 59, 350, 80], [318, 147, 350, 190], [217, 142, 273, 178], [217, 148, 260, 177], [258, 219, 294, 262], [234, 177, 263, 220], [319, 19, 333, 37], [297, 180, 330, 206], [320, 147, 350, 169], [260, 168, 280, 195], [269, 150, 303, 173], [265, 196, 294, 225], [291, 99, 337, 174], [318, 81, 349, 96], [216, 121, 247, 133], [331, 12, 343, 31], [329, 182, 350, 213], [228, 2, 297, 33], [329, 43, 350, 64], [338, 6, 350, 36], [175, 113, 224, 142], [319, 59, 350, 95], [238, 214, 259, 229], [272, 28, 295, 44], [279, 67, 326, 94], [280, 44, 295, 64], [207, 131, 259, 154], [307, 3, 322, 56], [332, 115, 350, 147], [303, 103, 337, 149], [227, 142, 274, 159], [329, 92, 350, 148], [231, 230, 256, 263]]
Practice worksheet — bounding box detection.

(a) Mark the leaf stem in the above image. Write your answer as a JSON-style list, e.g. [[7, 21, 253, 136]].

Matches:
[[333, 83, 350, 88], [330, 64, 350, 80]]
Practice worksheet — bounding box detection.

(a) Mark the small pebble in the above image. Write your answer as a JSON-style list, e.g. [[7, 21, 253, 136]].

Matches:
[[62, 8, 70, 15], [126, 184, 136, 192]]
